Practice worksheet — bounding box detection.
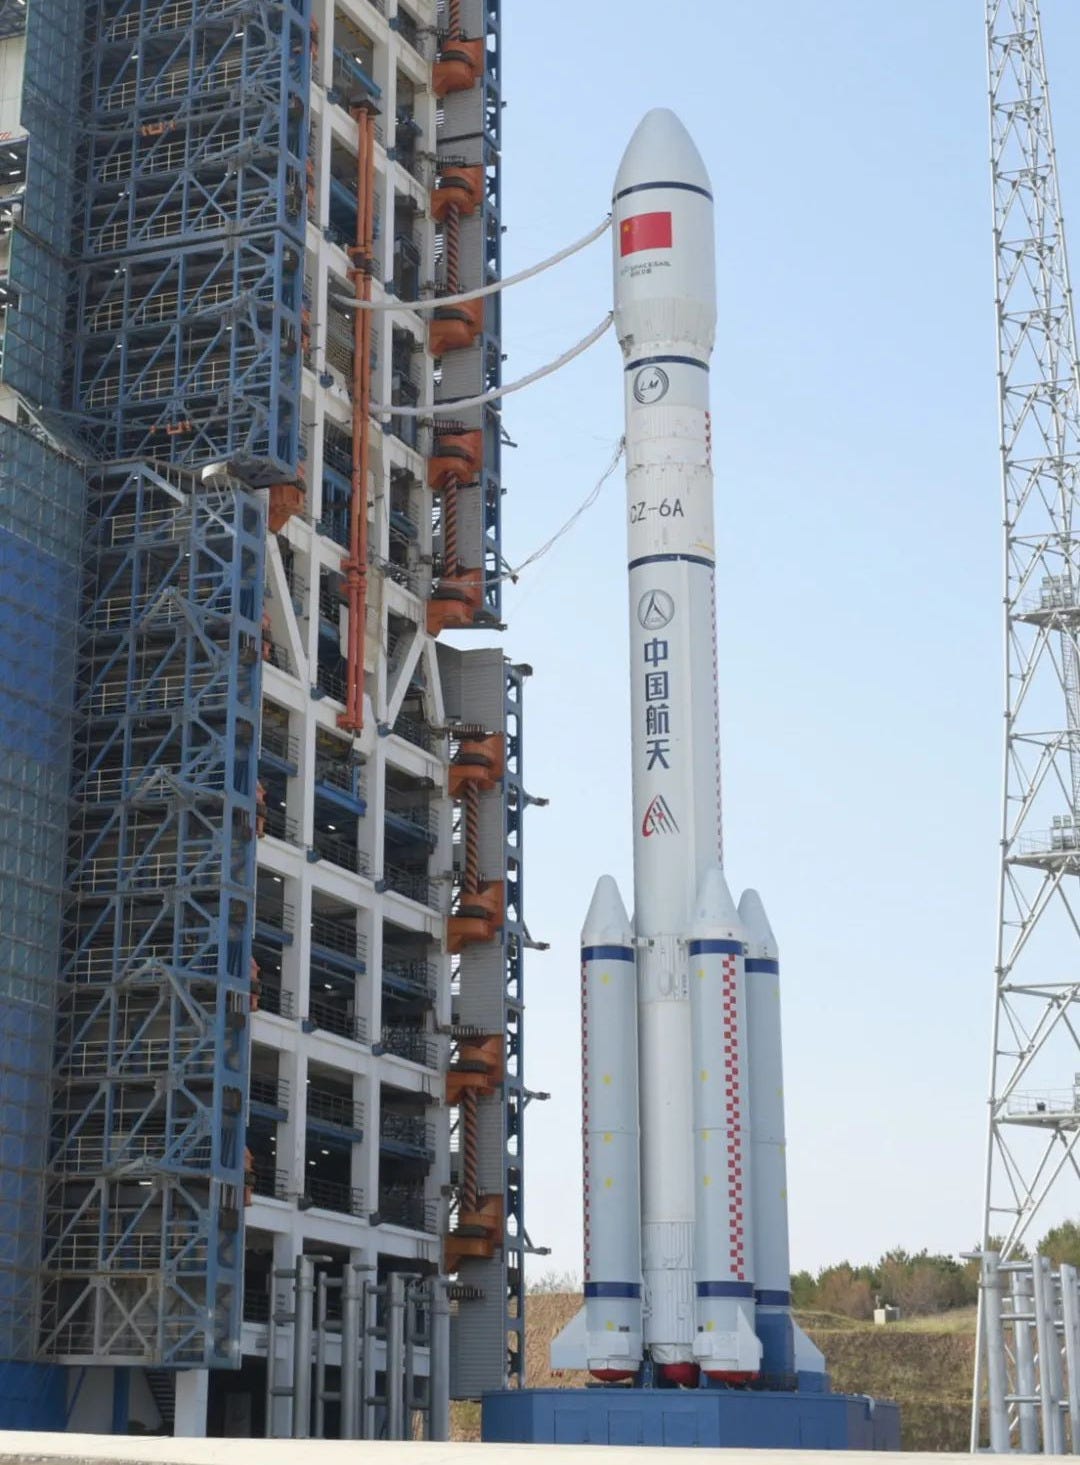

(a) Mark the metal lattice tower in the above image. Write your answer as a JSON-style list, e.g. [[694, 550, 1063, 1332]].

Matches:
[[976, 4, 1080, 1441]]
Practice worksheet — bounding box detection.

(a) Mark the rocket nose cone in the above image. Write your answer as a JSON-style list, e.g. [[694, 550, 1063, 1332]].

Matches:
[[691, 866, 744, 940], [738, 888, 779, 961], [582, 875, 634, 947], [613, 107, 712, 199]]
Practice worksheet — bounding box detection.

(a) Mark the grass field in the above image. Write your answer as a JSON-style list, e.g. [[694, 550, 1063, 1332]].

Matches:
[[451, 1295, 979, 1449]]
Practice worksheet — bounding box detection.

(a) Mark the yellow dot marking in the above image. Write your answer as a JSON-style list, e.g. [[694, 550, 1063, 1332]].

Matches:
[[703, 1175, 711, 1188], [604, 1177, 614, 1189], [602, 1073, 612, 1086], [697, 968, 705, 979], [705, 1320, 715, 1332], [602, 1132, 613, 1144], [600, 972, 611, 985], [700, 1069, 708, 1082], [605, 1320, 615, 1331]]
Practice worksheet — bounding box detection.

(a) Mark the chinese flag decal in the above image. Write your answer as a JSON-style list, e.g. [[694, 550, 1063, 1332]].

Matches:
[[619, 211, 673, 256]]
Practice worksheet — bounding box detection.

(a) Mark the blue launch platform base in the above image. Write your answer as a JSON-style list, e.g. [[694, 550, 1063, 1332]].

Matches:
[[482, 1387, 901, 1449]]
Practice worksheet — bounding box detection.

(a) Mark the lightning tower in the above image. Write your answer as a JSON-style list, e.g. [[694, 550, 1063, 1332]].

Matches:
[[976, 0, 1080, 1442]]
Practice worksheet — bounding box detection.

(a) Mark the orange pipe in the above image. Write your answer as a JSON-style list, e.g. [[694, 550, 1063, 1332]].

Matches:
[[340, 106, 376, 734]]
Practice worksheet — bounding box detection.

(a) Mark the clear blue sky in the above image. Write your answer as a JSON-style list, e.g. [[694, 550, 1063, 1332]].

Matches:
[[481, 2, 1080, 1281]]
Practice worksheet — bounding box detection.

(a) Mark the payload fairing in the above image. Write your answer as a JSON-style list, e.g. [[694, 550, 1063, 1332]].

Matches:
[[553, 109, 809, 1389]]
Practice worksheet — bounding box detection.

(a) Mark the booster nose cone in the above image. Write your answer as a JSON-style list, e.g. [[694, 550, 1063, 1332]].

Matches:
[[691, 866, 745, 941], [738, 888, 779, 960], [581, 874, 634, 947], [613, 107, 713, 199]]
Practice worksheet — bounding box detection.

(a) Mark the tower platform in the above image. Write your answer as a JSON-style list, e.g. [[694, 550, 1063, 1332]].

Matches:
[[481, 1387, 901, 1449]]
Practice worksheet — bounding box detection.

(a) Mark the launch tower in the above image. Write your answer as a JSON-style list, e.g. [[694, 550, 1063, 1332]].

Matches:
[[0, 0, 538, 1437]]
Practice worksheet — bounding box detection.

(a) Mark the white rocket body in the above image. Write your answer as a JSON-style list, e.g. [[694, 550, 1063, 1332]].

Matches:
[[553, 109, 790, 1389]]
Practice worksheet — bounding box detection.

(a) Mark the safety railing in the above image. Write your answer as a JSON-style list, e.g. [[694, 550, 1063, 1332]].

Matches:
[[58, 1037, 214, 1079], [380, 1024, 439, 1070], [383, 862, 434, 908], [302, 1176, 366, 1217], [306, 1085, 364, 1132], [260, 724, 300, 765], [376, 1184, 438, 1235], [1007, 1090, 1080, 1118], [314, 757, 367, 800], [382, 958, 438, 1000], [256, 981, 295, 1020], [379, 1111, 435, 1157], [385, 792, 437, 841], [87, 670, 229, 715], [262, 805, 301, 845], [307, 994, 370, 1046], [329, 45, 381, 102], [250, 1161, 290, 1202], [310, 913, 368, 961], [249, 1074, 290, 1110], [73, 848, 222, 894], [392, 712, 438, 753], [67, 941, 218, 982], [311, 827, 371, 876], [100, 55, 245, 111]]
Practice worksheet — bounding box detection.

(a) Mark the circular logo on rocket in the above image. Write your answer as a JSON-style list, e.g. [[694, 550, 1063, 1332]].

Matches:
[[637, 589, 675, 629], [632, 366, 669, 405]]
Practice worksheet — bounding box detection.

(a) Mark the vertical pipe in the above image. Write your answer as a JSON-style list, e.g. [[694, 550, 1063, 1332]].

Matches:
[[1034, 1253, 1064, 1453], [429, 1278, 451, 1442], [341, 1266, 361, 1440], [983, 1252, 1011, 1453], [386, 1273, 406, 1440], [342, 106, 375, 733], [292, 1256, 314, 1439], [1015, 1266, 1041, 1453], [265, 1277, 281, 1439], [1059, 1263, 1080, 1452], [404, 1282, 417, 1433], [1047, 1261, 1069, 1454], [313, 1271, 328, 1439], [361, 1279, 376, 1441]]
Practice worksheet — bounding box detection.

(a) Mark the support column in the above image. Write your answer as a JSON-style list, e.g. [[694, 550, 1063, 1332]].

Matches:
[[174, 1369, 209, 1437]]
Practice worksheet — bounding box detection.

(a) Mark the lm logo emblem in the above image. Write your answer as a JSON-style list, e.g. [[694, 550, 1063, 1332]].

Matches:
[[642, 795, 679, 837]]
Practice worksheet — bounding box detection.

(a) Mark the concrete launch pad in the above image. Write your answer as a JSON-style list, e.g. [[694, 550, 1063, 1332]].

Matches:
[[481, 1388, 901, 1450]]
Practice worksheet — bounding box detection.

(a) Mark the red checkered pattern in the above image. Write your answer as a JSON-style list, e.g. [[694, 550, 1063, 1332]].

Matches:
[[709, 573, 723, 865], [722, 953, 746, 1280], [581, 960, 591, 1270]]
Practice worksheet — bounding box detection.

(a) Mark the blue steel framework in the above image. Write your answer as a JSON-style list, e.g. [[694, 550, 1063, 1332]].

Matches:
[[1, 0, 307, 1373], [0, 424, 84, 1417], [41, 465, 265, 1364], [0, 0, 88, 1410], [0, 0, 527, 1413], [70, 0, 309, 481]]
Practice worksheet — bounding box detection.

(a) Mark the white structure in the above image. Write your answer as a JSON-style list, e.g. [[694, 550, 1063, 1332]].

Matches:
[[978, 1252, 1080, 1453], [553, 109, 801, 1389], [976, 2, 1080, 1446]]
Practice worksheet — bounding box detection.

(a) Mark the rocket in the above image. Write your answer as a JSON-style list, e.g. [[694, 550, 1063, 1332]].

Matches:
[[553, 109, 800, 1388]]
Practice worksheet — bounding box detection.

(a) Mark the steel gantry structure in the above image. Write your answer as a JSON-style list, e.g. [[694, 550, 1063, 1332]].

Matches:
[[976, 0, 1080, 1447], [0, 0, 541, 1435]]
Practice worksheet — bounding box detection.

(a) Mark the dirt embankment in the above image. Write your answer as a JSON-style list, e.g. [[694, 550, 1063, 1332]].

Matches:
[[451, 1293, 978, 1451]]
